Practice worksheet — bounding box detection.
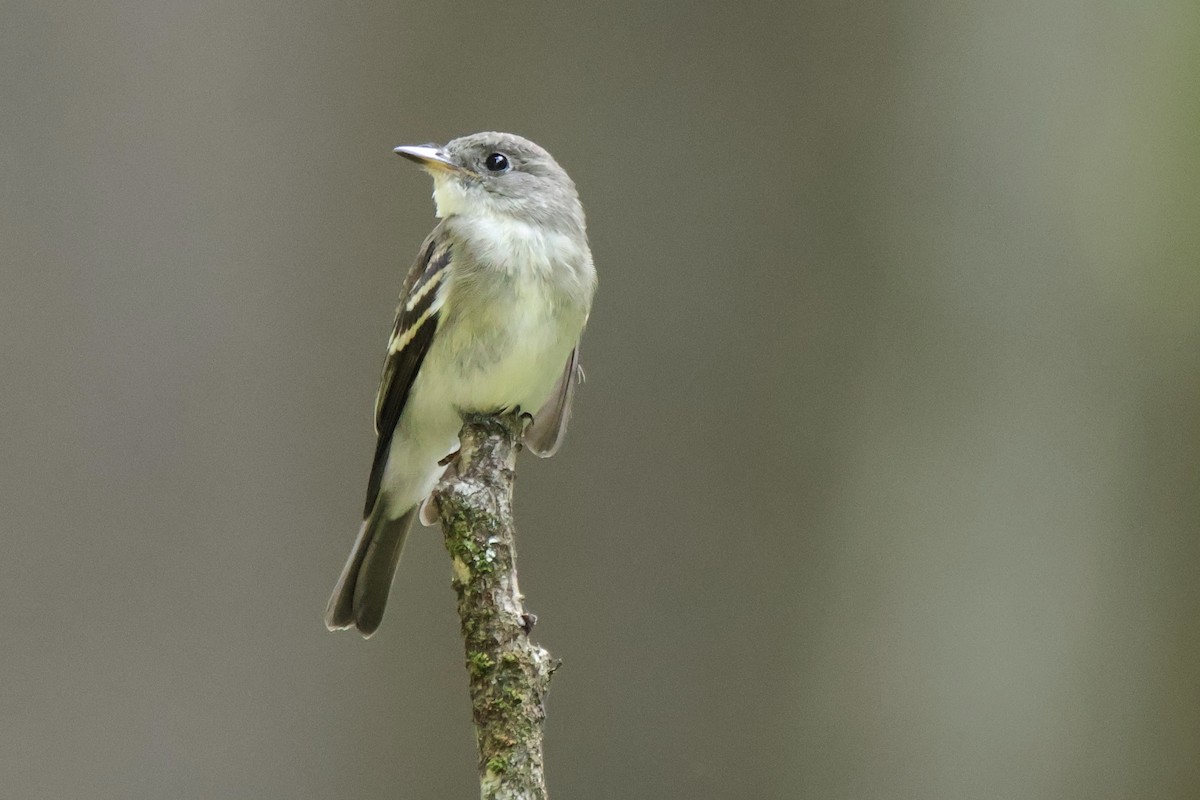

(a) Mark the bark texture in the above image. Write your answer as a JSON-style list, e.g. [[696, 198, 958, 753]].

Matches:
[[433, 412, 557, 800]]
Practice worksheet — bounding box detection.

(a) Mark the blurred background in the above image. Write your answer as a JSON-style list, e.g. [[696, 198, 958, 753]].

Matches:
[[2, 1, 1198, 798]]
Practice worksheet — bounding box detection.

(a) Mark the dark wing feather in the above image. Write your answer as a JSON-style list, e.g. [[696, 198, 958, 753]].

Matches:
[[362, 226, 452, 517], [524, 346, 582, 457]]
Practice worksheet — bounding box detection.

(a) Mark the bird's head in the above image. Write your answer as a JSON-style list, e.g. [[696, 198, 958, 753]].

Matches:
[[393, 132, 583, 234]]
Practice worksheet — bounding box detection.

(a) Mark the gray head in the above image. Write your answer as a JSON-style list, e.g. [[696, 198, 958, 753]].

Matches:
[[393, 132, 584, 234]]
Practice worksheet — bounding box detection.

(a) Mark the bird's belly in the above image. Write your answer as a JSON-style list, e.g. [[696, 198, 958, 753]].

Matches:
[[430, 263, 580, 414], [463, 344, 564, 412], [436, 318, 571, 415]]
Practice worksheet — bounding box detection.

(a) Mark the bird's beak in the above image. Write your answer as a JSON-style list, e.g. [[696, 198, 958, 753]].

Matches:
[[392, 144, 466, 175]]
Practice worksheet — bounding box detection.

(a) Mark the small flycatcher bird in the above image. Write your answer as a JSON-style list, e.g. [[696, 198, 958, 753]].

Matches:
[[325, 132, 596, 637]]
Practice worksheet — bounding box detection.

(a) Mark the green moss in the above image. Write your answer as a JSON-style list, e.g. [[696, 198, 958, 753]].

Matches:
[[486, 756, 508, 775], [468, 651, 495, 675], [447, 529, 499, 576], [501, 685, 525, 708]]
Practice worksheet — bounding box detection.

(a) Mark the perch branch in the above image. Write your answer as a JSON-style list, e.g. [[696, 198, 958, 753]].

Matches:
[[434, 411, 558, 800]]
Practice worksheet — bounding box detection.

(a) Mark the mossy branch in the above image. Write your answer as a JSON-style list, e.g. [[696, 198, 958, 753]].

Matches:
[[433, 411, 558, 800]]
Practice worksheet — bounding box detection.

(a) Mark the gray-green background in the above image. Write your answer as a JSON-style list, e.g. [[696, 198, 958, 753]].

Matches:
[[3, 2, 1198, 798]]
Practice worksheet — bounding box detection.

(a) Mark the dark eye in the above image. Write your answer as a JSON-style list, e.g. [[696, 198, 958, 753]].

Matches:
[[484, 152, 510, 172]]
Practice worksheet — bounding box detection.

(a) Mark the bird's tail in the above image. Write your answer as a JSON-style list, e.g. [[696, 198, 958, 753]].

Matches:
[[324, 505, 418, 637]]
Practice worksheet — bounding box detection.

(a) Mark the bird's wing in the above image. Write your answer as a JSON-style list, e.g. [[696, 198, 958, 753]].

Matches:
[[363, 226, 453, 516], [524, 345, 582, 458]]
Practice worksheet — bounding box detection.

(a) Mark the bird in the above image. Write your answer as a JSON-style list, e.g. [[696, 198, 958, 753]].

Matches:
[[324, 132, 596, 637]]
